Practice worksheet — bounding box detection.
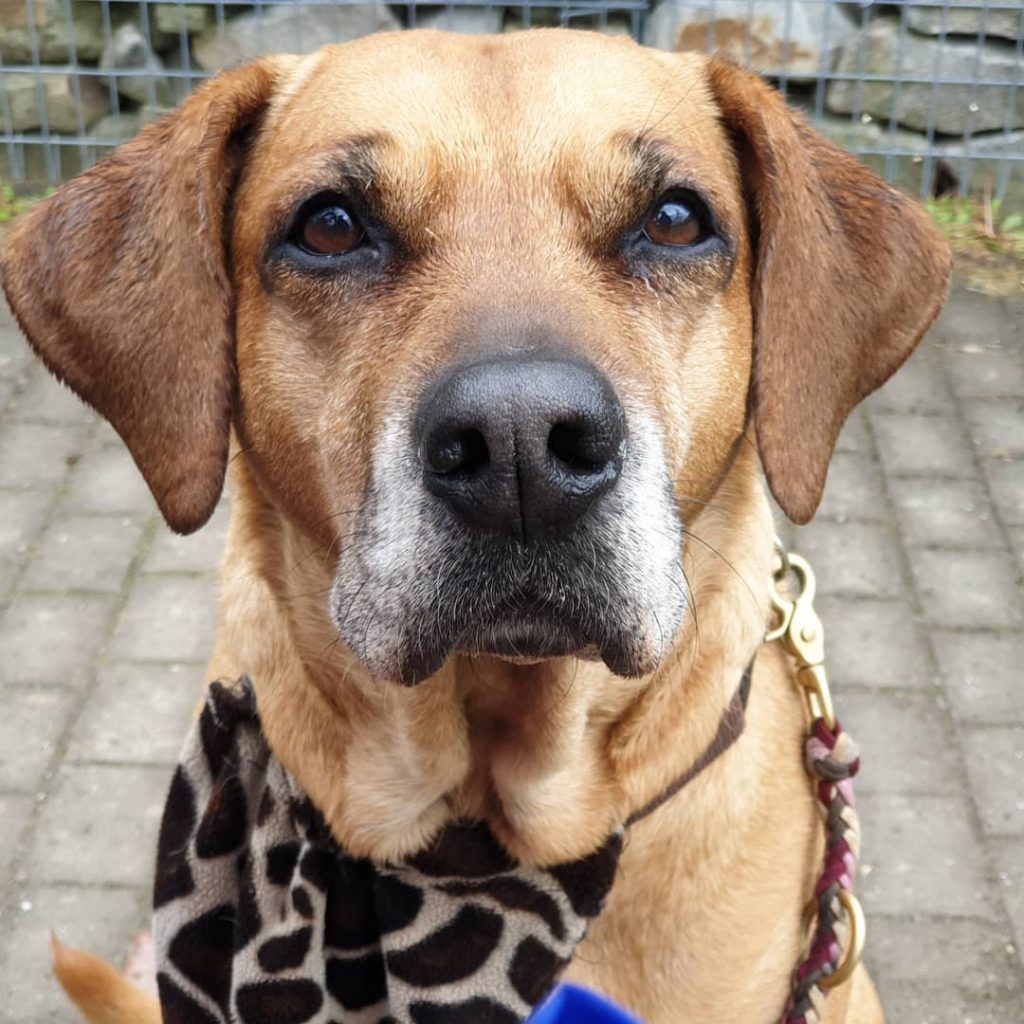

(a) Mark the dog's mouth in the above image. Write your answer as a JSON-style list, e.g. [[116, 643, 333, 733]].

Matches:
[[331, 534, 684, 686], [457, 612, 598, 664]]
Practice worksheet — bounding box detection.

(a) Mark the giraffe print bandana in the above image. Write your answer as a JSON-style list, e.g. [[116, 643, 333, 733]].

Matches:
[[152, 680, 624, 1024]]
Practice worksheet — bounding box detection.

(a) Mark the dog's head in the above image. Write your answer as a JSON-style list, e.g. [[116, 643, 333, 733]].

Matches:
[[2, 30, 949, 686]]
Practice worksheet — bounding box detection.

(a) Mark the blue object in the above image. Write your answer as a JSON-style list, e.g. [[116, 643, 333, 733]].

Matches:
[[528, 983, 643, 1023]]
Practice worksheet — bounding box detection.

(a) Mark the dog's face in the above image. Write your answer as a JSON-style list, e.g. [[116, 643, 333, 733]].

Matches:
[[2, 31, 950, 687], [232, 33, 752, 684]]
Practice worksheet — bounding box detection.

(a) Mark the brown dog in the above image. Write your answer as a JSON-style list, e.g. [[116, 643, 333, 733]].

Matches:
[[2, 28, 949, 1024]]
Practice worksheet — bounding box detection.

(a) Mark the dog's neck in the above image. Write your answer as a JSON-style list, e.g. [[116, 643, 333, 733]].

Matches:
[[210, 443, 774, 866]]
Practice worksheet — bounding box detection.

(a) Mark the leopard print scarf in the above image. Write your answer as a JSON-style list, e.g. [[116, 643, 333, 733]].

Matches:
[[153, 675, 748, 1024]]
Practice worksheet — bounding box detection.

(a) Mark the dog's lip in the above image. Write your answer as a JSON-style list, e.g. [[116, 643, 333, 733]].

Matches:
[[334, 534, 680, 685], [359, 601, 657, 686], [456, 614, 599, 663]]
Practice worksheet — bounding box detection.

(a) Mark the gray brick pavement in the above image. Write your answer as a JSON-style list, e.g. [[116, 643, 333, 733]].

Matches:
[[0, 288, 1022, 1023]]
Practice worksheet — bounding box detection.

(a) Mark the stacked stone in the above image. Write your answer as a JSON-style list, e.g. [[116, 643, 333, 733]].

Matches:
[[0, 1, 631, 173], [644, 0, 1023, 186], [0, 1, 1021, 187], [0, 1, 401, 178]]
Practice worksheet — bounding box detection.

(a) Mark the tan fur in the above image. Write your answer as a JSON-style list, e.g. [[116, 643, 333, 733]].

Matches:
[[51, 936, 161, 1024], [1, 28, 951, 1024]]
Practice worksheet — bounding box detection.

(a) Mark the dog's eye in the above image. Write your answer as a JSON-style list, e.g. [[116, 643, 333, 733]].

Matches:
[[295, 197, 364, 256], [643, 195, 708, 248]]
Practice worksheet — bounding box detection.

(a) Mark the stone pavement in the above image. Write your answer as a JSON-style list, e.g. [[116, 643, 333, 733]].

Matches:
[[0, 287, 1022, 1023]]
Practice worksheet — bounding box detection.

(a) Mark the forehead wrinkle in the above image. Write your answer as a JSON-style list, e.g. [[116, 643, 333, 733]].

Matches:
[[546, 131, 674, 228]]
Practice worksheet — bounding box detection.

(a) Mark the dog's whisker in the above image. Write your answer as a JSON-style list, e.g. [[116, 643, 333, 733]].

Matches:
[[678, 527, 760, 612]]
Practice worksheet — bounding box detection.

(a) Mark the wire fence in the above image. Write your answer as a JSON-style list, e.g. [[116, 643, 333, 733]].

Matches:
[[0, 0, 1021, 201]]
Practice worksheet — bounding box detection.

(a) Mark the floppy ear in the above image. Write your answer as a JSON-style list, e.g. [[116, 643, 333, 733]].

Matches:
[[707, 61, 952, 524], [1, 57, 293, 534]]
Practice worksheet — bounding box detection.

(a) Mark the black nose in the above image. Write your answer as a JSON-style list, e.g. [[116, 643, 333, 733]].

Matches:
[[416, 353, 626, 541]]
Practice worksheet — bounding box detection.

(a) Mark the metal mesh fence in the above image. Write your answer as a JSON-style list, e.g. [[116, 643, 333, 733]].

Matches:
[[0, 0, 1021, 201]]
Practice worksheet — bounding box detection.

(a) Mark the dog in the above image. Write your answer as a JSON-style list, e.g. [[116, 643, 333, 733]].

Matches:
[[1, 28, 950, 1024]]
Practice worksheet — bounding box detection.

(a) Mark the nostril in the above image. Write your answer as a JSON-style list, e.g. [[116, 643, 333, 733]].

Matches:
[[547, 421, 610, 473], [427, 428, 489, 476]]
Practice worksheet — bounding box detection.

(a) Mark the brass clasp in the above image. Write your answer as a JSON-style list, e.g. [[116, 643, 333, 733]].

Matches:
[[767, 545, 836, 731]]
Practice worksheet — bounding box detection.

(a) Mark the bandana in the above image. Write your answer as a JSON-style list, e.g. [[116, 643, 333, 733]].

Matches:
[[152, 675, 749, 1024]]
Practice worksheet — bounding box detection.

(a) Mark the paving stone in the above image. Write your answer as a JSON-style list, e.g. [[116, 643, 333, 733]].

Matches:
[[1003, 297, 1024, 343], [947, 342, 1024, 400], [933, 631, 1024, 726], [961, 727, 1024, 838], [816, 597, 935, 689], [0, 559, 18, 601], [0, 793, 33, 872], [908, 548, 1024, 629], [27, 763, 169, 887], [0, 323, 32, 381], [962, 400, 1024, 461], [839, 691, 961, 795], [889, 477, 1003, 549], [834, 410, 870, 454], [0, 593, 116, 686], [24, 515, 145, 594], [0, 885, 148, 1024], [871, 413, 978, 479], [992, 838, 1024, 967], [934, 287, 1019, 350], [89, 419, 124, 448], [61, 444, 155, 516], [0, 686, 75, 792], [868, 914, 1021, 996], [0, 422, 89, 489], [984, 459, 1024, 527], [867, 340, 953, 414], [143, 500, 230, 575], [791, 520, 906, 598], [7, 368, 95, 426], [871, 981, 1022, 1024], [1011, 527, 1024, 575], [0, 489, 51, 563], [815, 451, 887, 523], [67, 661, 201, 766], [108, 574, 218, 663], [857, 793, 996, 918]]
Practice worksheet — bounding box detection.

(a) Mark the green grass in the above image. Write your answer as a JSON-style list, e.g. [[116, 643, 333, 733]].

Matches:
[[924, 195, 1024, 260], [922, 195, 1024, 296], [0, 181, 53, 224]]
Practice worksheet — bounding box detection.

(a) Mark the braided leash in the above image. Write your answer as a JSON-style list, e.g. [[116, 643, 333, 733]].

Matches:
[[768, 547, 865, 1024]]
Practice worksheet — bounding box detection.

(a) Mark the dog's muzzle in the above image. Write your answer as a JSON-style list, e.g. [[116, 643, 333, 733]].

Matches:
[[331, 349, 687, 685]]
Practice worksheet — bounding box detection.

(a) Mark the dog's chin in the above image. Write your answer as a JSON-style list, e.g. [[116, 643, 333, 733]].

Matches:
[[339, 607, 671, 687]]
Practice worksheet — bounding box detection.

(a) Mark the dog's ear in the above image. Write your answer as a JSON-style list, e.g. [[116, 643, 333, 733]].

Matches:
[[707, 61, 951, 524], [1, 57, 294, 534]]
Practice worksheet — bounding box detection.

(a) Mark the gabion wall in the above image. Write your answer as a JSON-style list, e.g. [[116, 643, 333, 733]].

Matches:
[[0, 0, 1021, 200]]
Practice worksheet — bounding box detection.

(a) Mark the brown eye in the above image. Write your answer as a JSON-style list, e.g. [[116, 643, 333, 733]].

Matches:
[[643, 196, 707, 247], [298, 199, 363, 255]]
